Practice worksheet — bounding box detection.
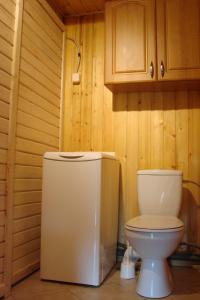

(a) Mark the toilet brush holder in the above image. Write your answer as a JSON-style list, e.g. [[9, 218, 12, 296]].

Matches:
[[120, 261, 135, 279]]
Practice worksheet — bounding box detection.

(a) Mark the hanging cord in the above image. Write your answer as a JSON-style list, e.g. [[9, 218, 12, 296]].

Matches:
[[66, 37, 81, 72]]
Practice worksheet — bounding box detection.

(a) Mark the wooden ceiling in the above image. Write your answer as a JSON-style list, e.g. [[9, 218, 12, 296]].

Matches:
[[46, 0, 109, 19]]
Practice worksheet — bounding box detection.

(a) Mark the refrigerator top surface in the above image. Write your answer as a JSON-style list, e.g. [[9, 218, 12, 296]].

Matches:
[[44, 152, 116, 161]]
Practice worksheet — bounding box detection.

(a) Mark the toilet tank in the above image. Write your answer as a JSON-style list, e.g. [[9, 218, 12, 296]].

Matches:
[[137, 170, 183, 216]]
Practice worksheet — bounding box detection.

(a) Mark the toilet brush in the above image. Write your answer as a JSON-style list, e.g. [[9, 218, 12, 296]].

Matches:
[[120, 241, 136, 279]]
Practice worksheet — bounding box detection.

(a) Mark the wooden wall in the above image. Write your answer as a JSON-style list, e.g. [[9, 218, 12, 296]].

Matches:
[[0, 0, 64, 296], [11, 0, 63, 284], [0, 0, 17, 296], [63, 14, 200, 244]]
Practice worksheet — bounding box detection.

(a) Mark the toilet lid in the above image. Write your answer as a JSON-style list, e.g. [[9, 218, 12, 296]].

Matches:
[[125, 215, 184, 232]]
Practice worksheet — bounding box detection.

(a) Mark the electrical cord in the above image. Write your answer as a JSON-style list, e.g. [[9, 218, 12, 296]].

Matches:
[[66, 37, 81, 72]]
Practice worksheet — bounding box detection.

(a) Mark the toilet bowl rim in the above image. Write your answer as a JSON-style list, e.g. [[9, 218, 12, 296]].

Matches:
[[125, 225, 184, 233]]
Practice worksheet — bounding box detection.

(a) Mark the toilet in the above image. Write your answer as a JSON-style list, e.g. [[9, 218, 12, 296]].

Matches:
[[125, 170, 184, 298]]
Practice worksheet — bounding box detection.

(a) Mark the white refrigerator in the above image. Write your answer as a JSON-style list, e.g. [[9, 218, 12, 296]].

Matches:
[[40, 152, 119, 286]]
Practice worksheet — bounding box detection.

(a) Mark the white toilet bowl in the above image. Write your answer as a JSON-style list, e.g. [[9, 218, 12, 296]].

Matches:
[[125, 215, 184, 298]]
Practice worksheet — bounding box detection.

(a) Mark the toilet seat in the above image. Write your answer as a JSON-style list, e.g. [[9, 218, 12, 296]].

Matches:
[[125, 215, 184, 233]]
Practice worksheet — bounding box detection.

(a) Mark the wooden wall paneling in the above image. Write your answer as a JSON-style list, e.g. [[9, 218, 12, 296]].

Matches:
[[150, 93, 164, 168], [4, 0, 22, 296], [102, 87, 114, 151], [63, 18, 80, 150], [8, 0, 64, 286], [175, 92, 189, 242], [138, 93, 151, 169], [59, 31, 67, 150], [188, 91, 200, 205], [80, 15, 94, 150], [163, 92, 176, 169], [13, 226, 41, 247], [113, 93, 127, 242], [126, 93, 139, 221], [63, 15, 200, 247], [91, 14, 104, 151], [188, 91, 200, 244]]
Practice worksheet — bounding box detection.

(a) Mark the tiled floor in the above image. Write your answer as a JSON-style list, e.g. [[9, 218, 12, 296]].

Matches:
[[8, 266, 200, 300]]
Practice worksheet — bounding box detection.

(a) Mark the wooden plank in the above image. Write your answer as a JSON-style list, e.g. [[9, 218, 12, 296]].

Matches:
[[163, 92, 176, 169], [0, 117, 9, 135], [5, 0, 23, 295], [14, 203, 41, 219], [14, 179, 42, 192], [15, 152, 42, 167], [0, 149, 7, 164], [12, 260, 39, 284], [175, 91, 189, 178], [59, 31, 66, 150], [0, 37, 13, 60], [126, 93, 139, 221], [16, 137, 58, 155], [19, 71, 60, 108], [19, 84, 60, 118], [0, 257, 4, 273], [17, 110, 59, 138], [20, 47, 61, 87], [0, 196, 5, 211], [0, 133, 8, 149], [0, 101, 9, 119], [21, 33, 61, 78], [20, 59, 60, 96], [0, 181, 6, 196], [63, 17, 81, 151], [23, 10, 62, 58], [0, 70, 12, 90], [113, 93, 127, 243], [0, 85, 10, 103], [91, 14, 104, 151], [0, 226, 5, 242], [0, 20, 14, 45], [25, 0, 62, 45], [16, 124, 59, 148], [188, 91, 200, 205], [18, 97, 59, 127], [14, 191, 42, 205], [0, 5, 15, 30], [13, 238, 40, 260], [37, 0, 65, 31], [0, 0, 16, 17], [138, 93, 151, 169], [80, 15, 94, 150], [0, 53, 12, 75], [0, 165, 6, 180], [0, 242, 5, 258], [0, 211, 5, 226], [12, 249, 40, 275], [15, 165, 42, 179], [13, 226, 40, 247], [0, 164, 6, 179], [14, 215, 41, 233], [150, 93, 164, 168]]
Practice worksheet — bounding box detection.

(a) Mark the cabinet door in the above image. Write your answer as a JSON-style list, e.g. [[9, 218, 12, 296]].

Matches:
[[157, 0, 200, 80], [105, 0, 156, 84]]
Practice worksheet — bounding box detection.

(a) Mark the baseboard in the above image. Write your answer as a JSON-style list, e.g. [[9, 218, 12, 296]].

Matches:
[[12, 261, 40, 285]]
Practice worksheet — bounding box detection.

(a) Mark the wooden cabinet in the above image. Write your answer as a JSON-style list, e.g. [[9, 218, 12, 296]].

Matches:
[[105, 0, 156, 83], [157, 0, 200, 80], [105, 0, 200, 86]]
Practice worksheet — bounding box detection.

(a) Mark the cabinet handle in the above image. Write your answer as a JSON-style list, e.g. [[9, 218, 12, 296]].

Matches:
[[150, 62, 154, 78], [160, 61, 165, 77]]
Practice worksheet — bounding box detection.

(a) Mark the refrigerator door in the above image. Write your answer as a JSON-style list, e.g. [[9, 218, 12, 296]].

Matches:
[[40, 157, 101, 285]]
